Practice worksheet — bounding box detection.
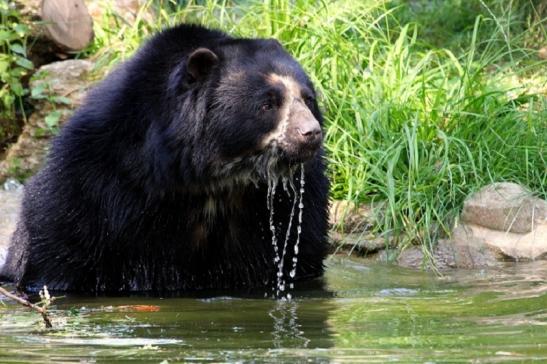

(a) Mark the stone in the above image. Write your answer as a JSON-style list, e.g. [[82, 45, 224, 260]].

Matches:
[[0, 183, 23, 271], [391, 232, 504, 270], [87, 0, 155, 24], [0, 59, 96, 183], [455, 222, 547, 261], [458, 182, 547, 262], [462, 182, 547, 234], [441, 224, 506, 268], [41, 0, 94, 51], [331, 231, 393, 254], [330, 200, 380, 233]]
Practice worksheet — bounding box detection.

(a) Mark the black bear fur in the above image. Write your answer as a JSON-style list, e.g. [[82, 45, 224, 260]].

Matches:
[[1, 24, 329, 294]]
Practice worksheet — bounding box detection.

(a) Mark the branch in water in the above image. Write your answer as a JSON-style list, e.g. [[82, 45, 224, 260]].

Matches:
[[0, 285, 54, 328]]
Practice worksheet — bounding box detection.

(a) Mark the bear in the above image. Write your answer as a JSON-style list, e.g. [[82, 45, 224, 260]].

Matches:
[[0, 24, 329, 294]]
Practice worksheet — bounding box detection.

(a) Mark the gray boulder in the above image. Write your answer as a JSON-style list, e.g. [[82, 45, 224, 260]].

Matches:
[[460, 182, 547, 261], [395, 182, 547, 270], [462, 182, 546, 234], [0, 181, 23, 271]]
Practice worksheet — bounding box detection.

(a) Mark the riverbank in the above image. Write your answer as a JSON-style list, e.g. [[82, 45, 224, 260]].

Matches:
[[1, 0, 545, 258]]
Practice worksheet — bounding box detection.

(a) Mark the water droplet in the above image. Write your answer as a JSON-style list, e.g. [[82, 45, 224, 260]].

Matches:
[[266, 163, 306, 300]]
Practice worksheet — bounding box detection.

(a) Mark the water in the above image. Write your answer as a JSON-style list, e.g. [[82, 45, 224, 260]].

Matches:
[[268, 164, 305, 298], [1, 255, 546, 363]]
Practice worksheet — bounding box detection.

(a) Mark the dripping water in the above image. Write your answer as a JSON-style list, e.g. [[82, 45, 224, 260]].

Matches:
[[289, 165, 305, 286], [267, 178, 280, 268], [275, 178, 298, 296], [266, 164, 305, 299]]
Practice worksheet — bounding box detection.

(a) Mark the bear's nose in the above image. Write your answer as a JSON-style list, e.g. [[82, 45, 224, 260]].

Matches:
[[297, 123, 322, 145]]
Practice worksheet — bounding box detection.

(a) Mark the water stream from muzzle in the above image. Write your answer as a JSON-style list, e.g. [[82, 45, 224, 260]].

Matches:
[[290, 165, 305, 284], [267, 164, 305, 300], [267, 178, 280, 268]]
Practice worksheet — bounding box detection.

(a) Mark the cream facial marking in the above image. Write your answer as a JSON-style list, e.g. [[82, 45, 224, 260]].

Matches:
[[260, 73, 308, 147]]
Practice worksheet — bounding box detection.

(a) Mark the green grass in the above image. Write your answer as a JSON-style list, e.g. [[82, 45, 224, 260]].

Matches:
[[36, 1, 547, 258]]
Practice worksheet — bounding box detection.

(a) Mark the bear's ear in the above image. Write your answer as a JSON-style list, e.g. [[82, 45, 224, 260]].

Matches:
[[187, 48, 219, 82]]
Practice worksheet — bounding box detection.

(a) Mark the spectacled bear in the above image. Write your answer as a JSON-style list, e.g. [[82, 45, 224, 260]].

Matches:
[[1, 24, 329, 294]]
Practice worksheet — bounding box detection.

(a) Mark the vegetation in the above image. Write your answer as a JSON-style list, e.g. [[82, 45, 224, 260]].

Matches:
[[0, 1, 32, 149], [1, 0, 546, 258]]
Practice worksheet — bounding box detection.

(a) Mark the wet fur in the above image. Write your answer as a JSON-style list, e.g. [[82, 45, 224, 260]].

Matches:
[[1, 24, 329, 293]]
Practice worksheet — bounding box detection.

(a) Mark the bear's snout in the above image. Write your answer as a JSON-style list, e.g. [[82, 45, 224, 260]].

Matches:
[[286, 100, 322, 160], [295, 118, 322, 148]]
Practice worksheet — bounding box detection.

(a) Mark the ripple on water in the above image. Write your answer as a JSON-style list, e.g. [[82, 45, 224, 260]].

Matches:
[[0, 255, 546, 363]]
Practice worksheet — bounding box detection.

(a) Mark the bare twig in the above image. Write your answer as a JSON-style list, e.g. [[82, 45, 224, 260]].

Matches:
[[0, 285, 53, 328]]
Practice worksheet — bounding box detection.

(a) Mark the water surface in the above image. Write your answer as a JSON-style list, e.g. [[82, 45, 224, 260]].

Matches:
[[1, 255, 546, 363]]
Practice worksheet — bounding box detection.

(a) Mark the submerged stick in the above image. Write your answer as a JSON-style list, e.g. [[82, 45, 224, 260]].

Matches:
[[0, 285, 54, 328]]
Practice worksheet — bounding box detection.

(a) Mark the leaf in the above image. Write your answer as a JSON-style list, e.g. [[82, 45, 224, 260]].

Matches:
[[54, 96, 72, 105], [0, 30, 14, 43], [10, 66, 28, 78], [1, 93, 15, 108], [45, 111, 62, 128], [13, 24, 29, 36], [9, 43, 26, 56], [0, 59, 9, 74], [15, 57, 33, 70], [31, 83, 46, 99], [9, 80, 24, 96]]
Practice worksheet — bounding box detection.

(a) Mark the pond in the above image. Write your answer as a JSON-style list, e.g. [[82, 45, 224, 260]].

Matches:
[[1, 255, 546, 363]]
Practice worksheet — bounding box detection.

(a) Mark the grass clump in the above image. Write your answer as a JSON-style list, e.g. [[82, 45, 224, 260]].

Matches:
[[89, 1, 547, 258]]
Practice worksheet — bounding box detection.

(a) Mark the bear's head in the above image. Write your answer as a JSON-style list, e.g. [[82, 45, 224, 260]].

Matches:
[[168, 38, 323, 186]]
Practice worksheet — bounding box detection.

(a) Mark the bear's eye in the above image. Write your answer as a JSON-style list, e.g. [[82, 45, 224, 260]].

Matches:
[[260, 89, 280, 112], [303, 94, 315, 106], [261, 102, 274, 111]]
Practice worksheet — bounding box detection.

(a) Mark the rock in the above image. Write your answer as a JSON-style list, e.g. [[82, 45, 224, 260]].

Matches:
[[331, 231, 393, 254], [87, 0, 155, 24], [539, 47, 547, 60], [388, 246, 428, 268], [41, 0, 94, 51], [462, 182, 547, 234], [330, 200, 382, 232], [391, 233, 504, 270], [454, 222, 547, 261], [440, 225, 506, 268], [410, 182, 547, 269], [13, 0, 67, 67], [0, 182, 24, 271], [0, 59, 96, 183], [363, 183, 546, 270]]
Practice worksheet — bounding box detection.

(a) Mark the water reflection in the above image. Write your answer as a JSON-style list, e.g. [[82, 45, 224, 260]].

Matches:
[[269, 300, 310, 348], [0, 257, 546, 362], [323, 255, 547, 362]]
